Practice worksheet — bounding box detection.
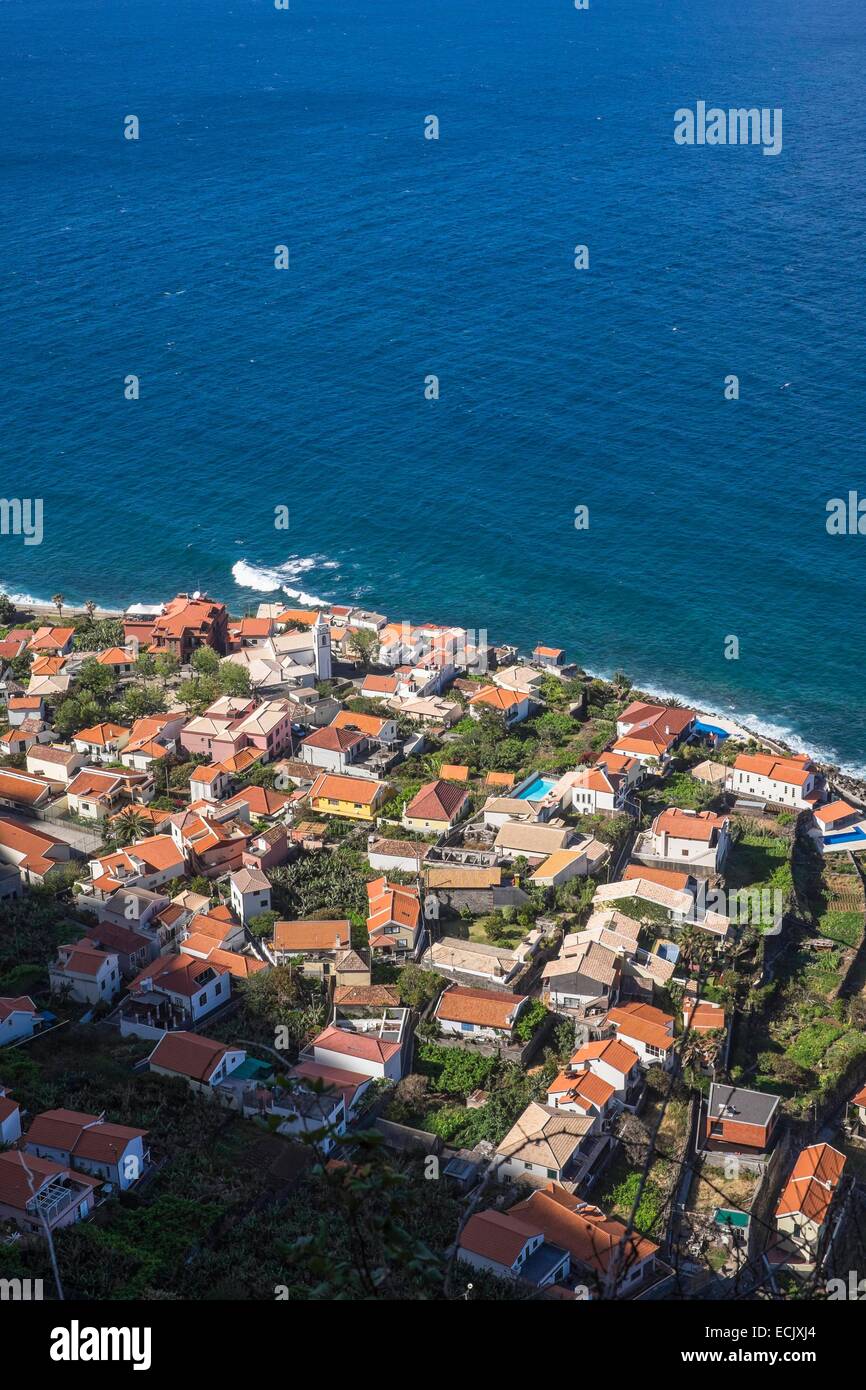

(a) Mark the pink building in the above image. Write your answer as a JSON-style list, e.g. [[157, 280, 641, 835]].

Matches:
[[180, 699, 291, 764], [242, 823, 292, 873]]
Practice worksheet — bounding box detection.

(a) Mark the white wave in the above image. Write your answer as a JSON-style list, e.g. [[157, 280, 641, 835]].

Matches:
[[583, 664, 866, 779], [0, 581, 124, 618], [231, 556, 336, 609], [0, 582, 50, 607]]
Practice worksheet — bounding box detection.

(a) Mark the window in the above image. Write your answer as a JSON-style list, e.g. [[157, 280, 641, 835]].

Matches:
[[198, 993, 207, 1007]]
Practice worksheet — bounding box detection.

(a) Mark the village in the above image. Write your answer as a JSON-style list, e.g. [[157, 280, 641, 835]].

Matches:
[[1, 588, 866, 1301]]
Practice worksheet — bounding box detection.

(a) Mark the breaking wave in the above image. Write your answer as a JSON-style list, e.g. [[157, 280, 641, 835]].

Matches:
[[231, 555, 337, 609], [584, 666, 866, 780]]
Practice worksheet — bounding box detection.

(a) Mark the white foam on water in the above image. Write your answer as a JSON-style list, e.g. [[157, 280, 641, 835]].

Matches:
[[584, 666, 866, 779], [231, 555, 336, 609]]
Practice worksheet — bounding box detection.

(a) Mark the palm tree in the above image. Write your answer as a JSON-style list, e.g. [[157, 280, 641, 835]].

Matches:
[[84, 600, 97, 621], [51, 593, 65, 619], [113, 807, 148, 846], [678, 923, 716, 974]]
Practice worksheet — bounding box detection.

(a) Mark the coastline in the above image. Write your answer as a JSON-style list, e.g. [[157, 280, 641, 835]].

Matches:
[[24, 601, 125, 620], [6, 583, 864, 791]]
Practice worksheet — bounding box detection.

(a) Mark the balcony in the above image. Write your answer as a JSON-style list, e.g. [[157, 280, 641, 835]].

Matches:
[[27, 1178, 87, 1228]]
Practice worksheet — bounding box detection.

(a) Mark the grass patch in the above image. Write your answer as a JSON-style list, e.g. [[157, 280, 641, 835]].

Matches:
[[818, 910, 862, 947], [466, 918, 527, 949], [787, 1022, 845, 1070], [724, 822, 793, 929]]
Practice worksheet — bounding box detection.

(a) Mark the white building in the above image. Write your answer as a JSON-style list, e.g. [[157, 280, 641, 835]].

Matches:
[[607, 1003, 676, 1071], [434, 984, 529, 1043], [50, 943, 121, 1006], [727, 752, 821, 809], [637, 808, 731, 873], [494, 1102, 598, 1186], [148, 1031, 247, 1094], [0, 995, 41, 1047], [23, 1111, 150, 1192], [564, 751, 643, 815], [229, 866, 271, 925], [305, 1009, 409, 1082], [0, 1085, 21, 1143]]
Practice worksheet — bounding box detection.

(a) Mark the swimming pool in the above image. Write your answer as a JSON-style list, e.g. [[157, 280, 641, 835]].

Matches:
[[516, 776, 559, 801], [825, 827, 866, 845], [694, 719, 730, 741]]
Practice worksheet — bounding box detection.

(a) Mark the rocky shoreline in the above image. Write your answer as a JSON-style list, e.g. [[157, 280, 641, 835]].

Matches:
[[11, 592, 865, 803]]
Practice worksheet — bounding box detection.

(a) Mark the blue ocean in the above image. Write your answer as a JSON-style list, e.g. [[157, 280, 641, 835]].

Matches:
[[1, 0, 865, 768]]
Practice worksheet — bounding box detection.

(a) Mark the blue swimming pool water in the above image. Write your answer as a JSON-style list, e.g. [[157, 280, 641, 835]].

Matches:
[[516, 776, 559, 801], [694, 721, 730, 741], [825, 827, 866, 845]]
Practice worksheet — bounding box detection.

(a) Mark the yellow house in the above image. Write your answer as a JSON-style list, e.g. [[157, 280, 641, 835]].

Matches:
[[403, 779, 470, 834], [309, 772, 391, 821]]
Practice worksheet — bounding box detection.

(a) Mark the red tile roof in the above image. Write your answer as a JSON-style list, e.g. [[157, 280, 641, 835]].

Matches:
[[776, 1143, 846, 1226], [607, 1004, 674, 1052], [572, 1038, 640, 1077], [313, 1025, 401, 1063], [652, 808, 727, 842], [405, 779, 469, 822], [129, 952, 228, 999], [273, 919, 351, 952], [459, 1209, 541, 1266], [0, 1150, 100, 1210], [0, 995, 37, 1022], [24, 1109, 147, 1164], [468, 685, 524, 712], [511, 1184, 658, 1275], [435, 985, 527, 1030], [302, 726, 366, 753], [366, 877, 421, 943], [149, 1031, 239, 1083]]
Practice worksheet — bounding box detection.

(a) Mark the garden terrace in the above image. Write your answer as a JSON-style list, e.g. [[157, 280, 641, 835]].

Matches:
[[723, 817, 795, 931]]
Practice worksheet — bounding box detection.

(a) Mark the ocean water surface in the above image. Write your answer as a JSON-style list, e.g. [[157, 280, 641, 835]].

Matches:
[[1, 0, 865, 767]]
